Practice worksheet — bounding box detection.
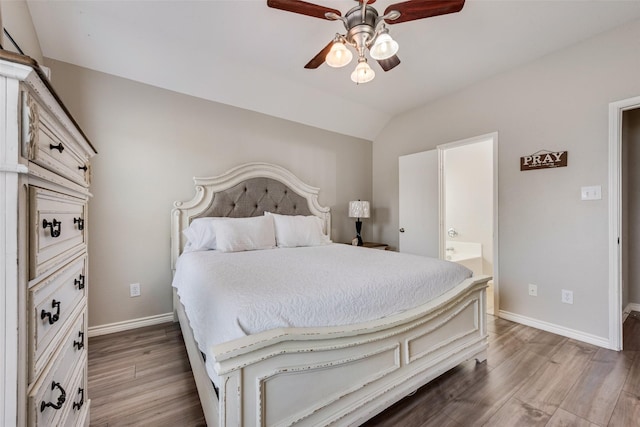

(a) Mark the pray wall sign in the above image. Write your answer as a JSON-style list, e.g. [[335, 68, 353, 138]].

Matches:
[[520, 150, 568, 171]]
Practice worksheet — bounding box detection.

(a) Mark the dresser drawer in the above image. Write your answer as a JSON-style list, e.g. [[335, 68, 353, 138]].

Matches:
[[29, 255, 87, 382], [28, 341, 87, 426], [60, 361, 89, 427], [27, 104, 91, 187], [30, 186, 87, 279]]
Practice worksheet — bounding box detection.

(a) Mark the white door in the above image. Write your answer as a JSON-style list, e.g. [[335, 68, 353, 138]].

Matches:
[[398, 150, 439, 257]]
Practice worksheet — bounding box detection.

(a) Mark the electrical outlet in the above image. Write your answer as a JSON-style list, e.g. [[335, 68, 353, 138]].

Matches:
[[561, 289, 573, 304], [528, 284, 537, 297], [130, 283, 141, 297]]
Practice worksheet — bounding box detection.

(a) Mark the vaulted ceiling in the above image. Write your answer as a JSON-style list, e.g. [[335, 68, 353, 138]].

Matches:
[[26, 0, 640, 140]]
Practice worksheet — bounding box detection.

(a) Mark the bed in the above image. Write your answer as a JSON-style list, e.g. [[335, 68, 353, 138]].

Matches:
[[170, 162, 490, 426]]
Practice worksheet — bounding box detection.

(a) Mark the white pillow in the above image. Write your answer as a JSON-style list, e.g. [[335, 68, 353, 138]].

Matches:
[[182, 217, 228, 252], [215, 215, 276, 253], [266, 212, 331, 248]]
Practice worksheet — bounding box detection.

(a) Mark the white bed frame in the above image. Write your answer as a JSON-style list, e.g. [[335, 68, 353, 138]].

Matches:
[[171, 162, 490, 426]]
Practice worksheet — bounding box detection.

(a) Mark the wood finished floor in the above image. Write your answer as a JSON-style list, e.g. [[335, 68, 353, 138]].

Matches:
[[88, 314, 640, 427]]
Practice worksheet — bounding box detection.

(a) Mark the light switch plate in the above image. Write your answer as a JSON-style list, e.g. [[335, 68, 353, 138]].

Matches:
[[581, 185, 601, 201]]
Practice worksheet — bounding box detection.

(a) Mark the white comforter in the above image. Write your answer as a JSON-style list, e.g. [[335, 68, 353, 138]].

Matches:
[[172, 244, 471, 381]]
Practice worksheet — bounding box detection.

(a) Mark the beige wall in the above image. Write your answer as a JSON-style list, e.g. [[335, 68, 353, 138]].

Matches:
[[373, 19, 640, 340], [45, 59, 372, 328], [0, 0, 43, 63]]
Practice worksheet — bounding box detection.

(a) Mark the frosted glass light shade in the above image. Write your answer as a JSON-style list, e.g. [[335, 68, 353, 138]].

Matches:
[[326, 42, 353, 68], [370, 33, 399, 60], [350, 61, 375, 84], [349, 201, 370, 218]]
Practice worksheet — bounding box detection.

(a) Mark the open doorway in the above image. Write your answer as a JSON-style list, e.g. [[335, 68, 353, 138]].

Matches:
[[609, 96, 640, 350], [398, 133, 498, 315], [439, 134, 498, 315], [622, 108, 640, 313], [621, 107, 640, 349]]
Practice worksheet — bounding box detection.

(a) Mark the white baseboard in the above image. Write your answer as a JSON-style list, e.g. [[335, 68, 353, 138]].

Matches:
[[498, 310, 612, 349], [623, 303, 640, 322], [88, 312, 175, 338]]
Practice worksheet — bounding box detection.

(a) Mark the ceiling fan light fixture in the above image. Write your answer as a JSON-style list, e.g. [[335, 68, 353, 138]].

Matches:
[[326, 41, 353, 68], [269, 0, 468, 81], [350, 58, 375, 84], [370, 32, 399, 60]]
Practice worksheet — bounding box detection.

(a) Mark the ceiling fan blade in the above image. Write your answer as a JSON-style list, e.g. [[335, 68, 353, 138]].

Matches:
[[304, 40, 335, 69], [377, 55, 401, 72], [384, 0, 465, 24], [267, 0, 342, 20]]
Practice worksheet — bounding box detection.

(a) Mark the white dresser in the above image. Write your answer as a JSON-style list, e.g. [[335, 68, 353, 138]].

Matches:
[[1, 51, 96, 426]]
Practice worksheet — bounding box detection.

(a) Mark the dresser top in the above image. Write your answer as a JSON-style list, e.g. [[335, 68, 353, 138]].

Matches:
[[0, 50, 97, 154]]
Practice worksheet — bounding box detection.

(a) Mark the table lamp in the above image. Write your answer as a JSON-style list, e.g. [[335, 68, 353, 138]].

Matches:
[[349, 200, 370, 246]]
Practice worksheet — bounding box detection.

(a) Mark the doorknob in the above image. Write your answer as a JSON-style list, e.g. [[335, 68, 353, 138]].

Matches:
[[399, 228, 405, 233]]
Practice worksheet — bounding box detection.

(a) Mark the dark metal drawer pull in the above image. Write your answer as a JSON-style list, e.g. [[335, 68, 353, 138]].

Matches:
[[73, 388, 84, 411], [49, 143, 64, 153], [40, 381, 66, 412], [74, 217, 84, 230], [43, 218, 61, 238], [41, 299, 61, 325], [73, 331, 85, 350], [75, 274, 85, 290], [78, 165, 88, 172]]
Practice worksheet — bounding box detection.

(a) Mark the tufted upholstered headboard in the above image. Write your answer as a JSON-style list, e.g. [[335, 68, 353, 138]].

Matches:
[[196, 177, 313, 219], [170, 162, 331, 272]]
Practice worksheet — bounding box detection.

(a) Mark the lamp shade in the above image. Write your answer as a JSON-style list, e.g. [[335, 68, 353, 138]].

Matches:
[[326, 41, 353, 68], [350, 59, 375, 84], [349, 201, 370, 218], [370, 33, 399, 60]]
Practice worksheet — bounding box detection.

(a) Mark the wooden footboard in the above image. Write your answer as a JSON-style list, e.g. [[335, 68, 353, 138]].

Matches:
[[174, 275, 490, 427]]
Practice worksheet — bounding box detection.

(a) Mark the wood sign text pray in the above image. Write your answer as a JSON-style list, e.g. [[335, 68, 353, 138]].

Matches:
[[520, 150, 568, 171]]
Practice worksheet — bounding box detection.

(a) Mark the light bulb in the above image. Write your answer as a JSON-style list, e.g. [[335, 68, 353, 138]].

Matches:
[[370, 33, 399, 60], [326, 42, 353, 68], [350, 60, 375, 84]]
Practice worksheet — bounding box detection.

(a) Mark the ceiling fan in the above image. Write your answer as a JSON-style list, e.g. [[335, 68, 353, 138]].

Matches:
[[267, 0, 466, 83]]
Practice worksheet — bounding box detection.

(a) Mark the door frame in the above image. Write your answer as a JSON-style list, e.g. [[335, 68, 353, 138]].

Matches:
[[608, 95, 640, 351], [438, 132, 499, 314]]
